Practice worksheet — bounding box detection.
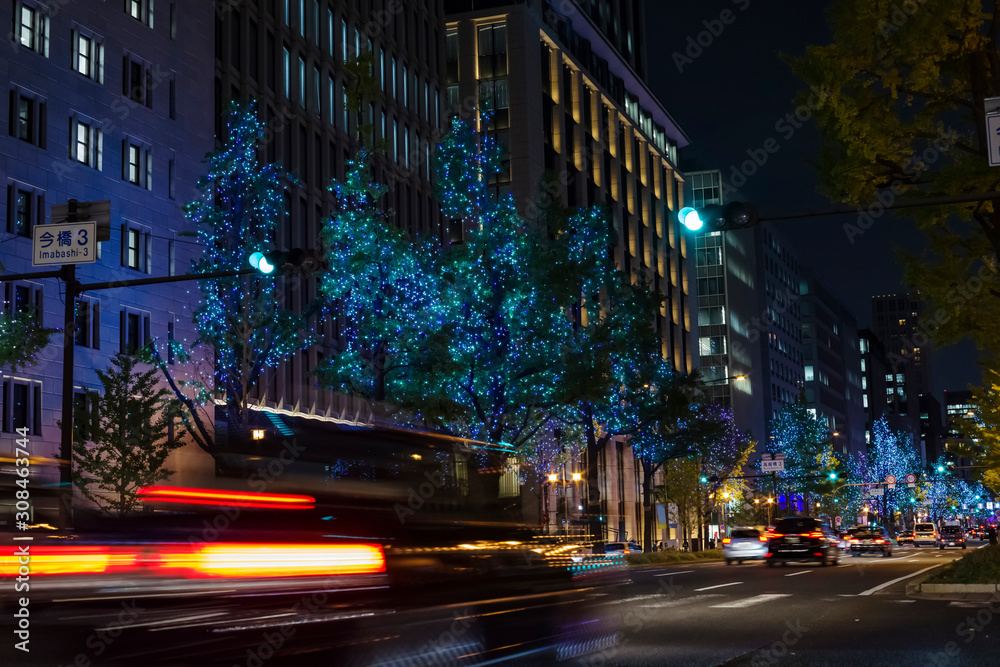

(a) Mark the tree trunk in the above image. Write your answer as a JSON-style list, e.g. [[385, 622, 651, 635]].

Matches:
[[642, 461, 655, 552]]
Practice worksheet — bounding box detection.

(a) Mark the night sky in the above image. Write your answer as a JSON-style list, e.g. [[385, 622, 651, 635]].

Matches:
[[644, 0, 982, 400]]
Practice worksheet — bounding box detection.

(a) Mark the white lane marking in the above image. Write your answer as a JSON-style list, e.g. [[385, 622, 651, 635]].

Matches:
[[654, 570, 694, 577], [695, 581, 743, 592], [604, 593, 670, 605], [858, 564, 944, 596], [785, 570, 811, 577], [710, 594, 793, 609], [638, 594, 725, 609]]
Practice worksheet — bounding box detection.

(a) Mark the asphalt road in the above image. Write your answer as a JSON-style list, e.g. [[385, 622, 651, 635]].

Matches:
[[5, 541, 999, 666], [591, 540, 1000, 667]]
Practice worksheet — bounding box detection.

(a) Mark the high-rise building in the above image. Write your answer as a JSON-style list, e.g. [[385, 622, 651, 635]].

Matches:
[[919, 393, 944, 467], [0, 1, 216, 495], [799, 269, 866, 457], [687, 171, 806, 449], [872, 292, 934, 397], [443, 0, 690, 543], [944, 389, 977, 481], [859, 328, 923, 458]]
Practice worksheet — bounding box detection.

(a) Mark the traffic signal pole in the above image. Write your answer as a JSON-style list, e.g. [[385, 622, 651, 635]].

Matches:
[[758, 192, 1000, 223], [0, 263, 259, 529]]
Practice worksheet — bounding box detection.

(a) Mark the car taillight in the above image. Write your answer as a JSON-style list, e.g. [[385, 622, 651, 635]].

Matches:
[[722, 538, 731, 545], [805, 531, 823, 538], [759, 535, 767, 543], [769, 533, 784, 538], [0, 546, 139, 576], [874, 539, 885, 544], [159, 543, 387, 578]]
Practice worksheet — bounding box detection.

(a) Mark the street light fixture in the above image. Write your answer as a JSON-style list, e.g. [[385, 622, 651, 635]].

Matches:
[[702, 374, 749, 386]]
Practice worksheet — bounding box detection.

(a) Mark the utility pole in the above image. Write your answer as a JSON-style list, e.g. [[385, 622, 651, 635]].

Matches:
[[58, 200, 83, 529]]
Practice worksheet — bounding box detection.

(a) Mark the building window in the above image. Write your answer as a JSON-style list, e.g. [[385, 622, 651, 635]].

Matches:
[[122, 54, 154, 107], [477, 24, 508, 80], [70, 117, 103, 169], [2, 380, 42, 435], [127, 0, 154, 27], [121, 224, 151, 273], [75, 298, 100, 349], [14, 2, 49, 56], [6, 185, 43, 238], [122, 140, 152, 189], [72, 30, 104, 82], [10, 91, 46, 147], [120, 309, 151, 355], [282, 45, 290, 98], [298, 55, 306, 107]]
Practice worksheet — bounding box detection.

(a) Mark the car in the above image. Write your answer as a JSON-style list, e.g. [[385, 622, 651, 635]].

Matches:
[[600, 541, 636, 556], [722, 527, 767, 564], [765, 517, 840, 567], [838, 526, 864, 551], [899, 530, 914, 545], [939, 526, 967, 549], [913, 522, 939, 547], [848, 526, 893, 557]]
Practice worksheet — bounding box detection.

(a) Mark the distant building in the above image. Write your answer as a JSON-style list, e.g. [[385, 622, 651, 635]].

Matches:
[[919, 393, 944, 467], [859, 328, 921, 453], [687, 171, 806, 451], [872, 291, 934, 397], [944, 389, 978, 480], [799, 269, 866, 458]]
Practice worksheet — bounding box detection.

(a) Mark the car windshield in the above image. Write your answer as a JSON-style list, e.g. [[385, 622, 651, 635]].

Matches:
[[731, 529, 760, 539], [942, 527, 962, 534]]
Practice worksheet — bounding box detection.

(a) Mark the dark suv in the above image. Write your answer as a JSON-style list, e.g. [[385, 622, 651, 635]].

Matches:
[[939, 526, 967, 549], [766, 517, 840, 567]]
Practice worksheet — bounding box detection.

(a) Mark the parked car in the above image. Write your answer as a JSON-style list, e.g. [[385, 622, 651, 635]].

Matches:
[[722, 527, 767, 565], [939, 526, 967, 550], [898, 530, 914, 545], [913, 522, 939, 547], [848, 526, 893, 557], [765, 517, 840, 567]]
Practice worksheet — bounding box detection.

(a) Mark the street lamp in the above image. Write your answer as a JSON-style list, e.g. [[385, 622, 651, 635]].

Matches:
[[701, 374, 748, 386]]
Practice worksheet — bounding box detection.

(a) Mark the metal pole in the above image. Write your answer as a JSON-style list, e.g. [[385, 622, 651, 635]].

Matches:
[[59, 264, 79, 530]]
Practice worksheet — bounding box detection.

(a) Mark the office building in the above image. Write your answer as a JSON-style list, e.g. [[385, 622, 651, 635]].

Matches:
[[1, 1, 216, 493], [443, 0, 690, 543], [799, 268, 866, 458]]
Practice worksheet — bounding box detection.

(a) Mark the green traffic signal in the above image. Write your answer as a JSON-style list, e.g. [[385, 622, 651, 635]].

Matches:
[[249, 251, 277, 274], [678, 202, 759, 233], [700, 476, 708, 483], [829, 472, 837, 480]]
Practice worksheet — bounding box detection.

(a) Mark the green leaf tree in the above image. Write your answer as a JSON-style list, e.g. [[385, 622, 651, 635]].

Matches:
[[790, 1, 1000, 362], [70, 352, 183, 518], [768, 400, 836, 512]]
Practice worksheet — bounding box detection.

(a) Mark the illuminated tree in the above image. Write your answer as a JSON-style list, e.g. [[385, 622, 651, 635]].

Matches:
[[0, 307, 54, 372], [848, 417, 921, 531], [145, 101, 310, 452], [768, 401, 836, 511]]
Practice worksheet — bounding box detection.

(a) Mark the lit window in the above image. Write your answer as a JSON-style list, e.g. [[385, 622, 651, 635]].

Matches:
[[20, 5, 35, 49], [76, 121, 90, 163]]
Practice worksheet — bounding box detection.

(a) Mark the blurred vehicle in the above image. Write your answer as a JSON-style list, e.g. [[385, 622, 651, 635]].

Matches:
[[939, 525, 967, 550], [898, 530, 914, 545], [848, 526, 893, 557], [838, 526, 864, 551], [1, 424, 626, 666], [722, 527, 767, 564], [765, 517, 840, 567], [913, 522, 938, 547], [600, 541, 638, 556]]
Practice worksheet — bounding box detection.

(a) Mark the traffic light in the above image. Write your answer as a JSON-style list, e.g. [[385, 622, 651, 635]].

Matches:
[[829, 472, 838, 481], [678, 201, 759, 233], [249, 248, 325, 275], [700, 476, 708, 484]]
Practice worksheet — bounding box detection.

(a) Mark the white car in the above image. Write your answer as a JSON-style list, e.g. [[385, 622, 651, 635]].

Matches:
[[722, 527, 767, 564]]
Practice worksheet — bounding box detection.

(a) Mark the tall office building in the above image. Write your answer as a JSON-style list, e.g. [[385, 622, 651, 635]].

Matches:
[[872, 292, 934, 397], [443, 0, 690, 543], [0, 1, 216, 495], [213, 1, 449, 430], [799, 268, 866, 457], [687, 171, 806, 450], [943, 389, 977, 481]]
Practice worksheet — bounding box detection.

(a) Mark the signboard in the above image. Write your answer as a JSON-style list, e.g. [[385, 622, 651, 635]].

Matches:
[[761, 453, 785, 473], [32, 221, 96, 266], [988, 114, 1000, 166], [886, 475, 896, 490], [868, 487, 884, 497], [835, 516, 842, 526], [988, 502, 995, 510], [906, 473, 916, 488]]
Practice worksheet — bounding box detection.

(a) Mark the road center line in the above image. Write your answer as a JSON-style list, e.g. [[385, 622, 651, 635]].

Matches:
[[785, 570, 811, 577], [654, 570, 694, 577], [858, 564, 944, 596], [695, 581, 743, 591]]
